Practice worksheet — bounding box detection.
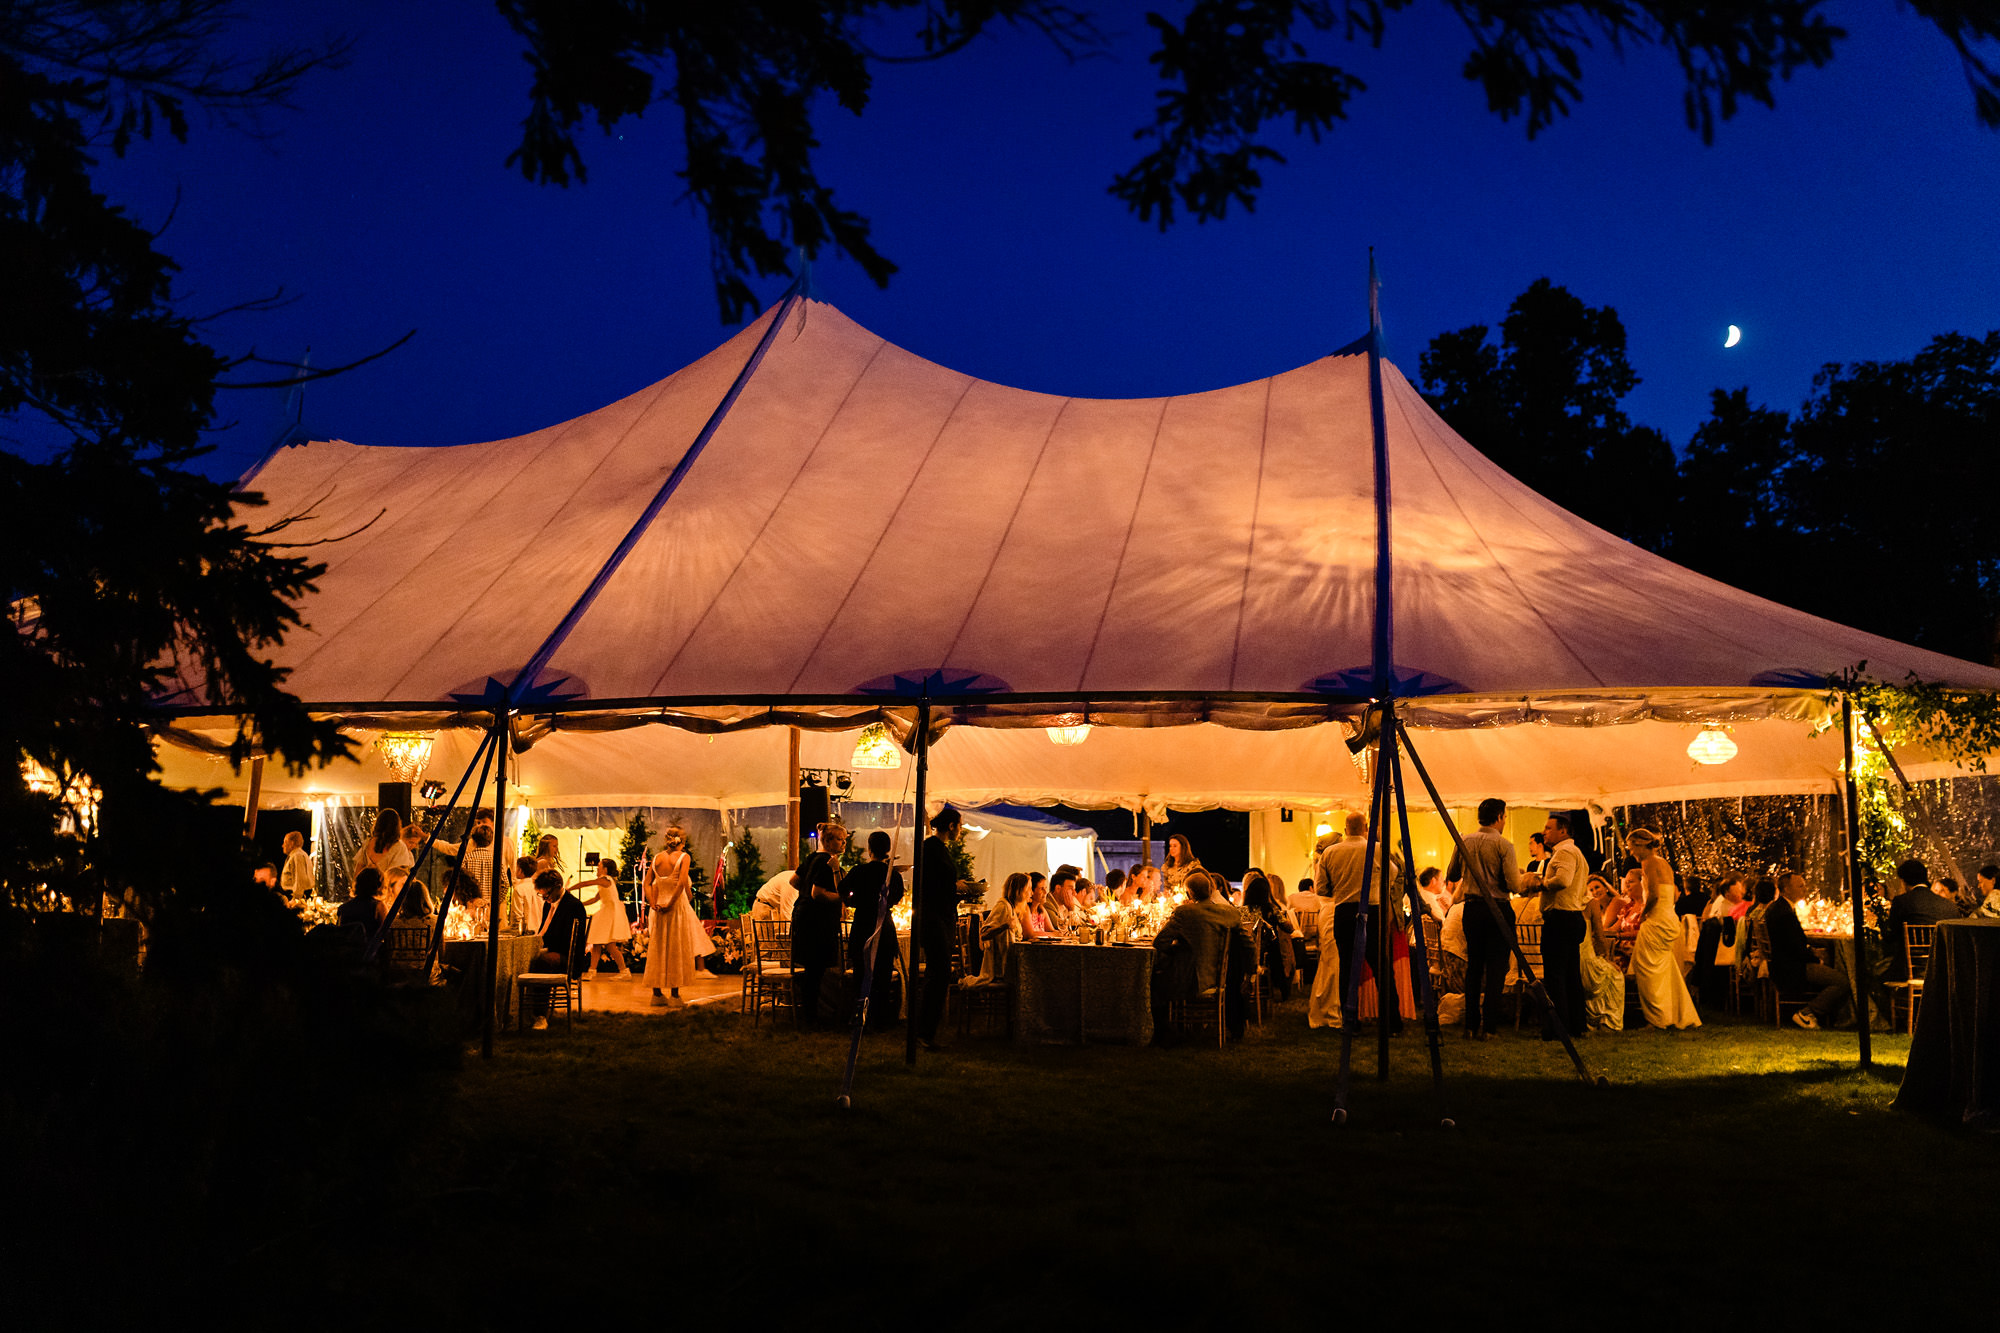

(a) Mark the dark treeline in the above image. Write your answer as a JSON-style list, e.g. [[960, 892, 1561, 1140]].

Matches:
[[1420, 280, 2000, 666]]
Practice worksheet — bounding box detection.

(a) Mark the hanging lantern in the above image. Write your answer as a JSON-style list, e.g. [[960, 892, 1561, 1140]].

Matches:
[[376, 731, 435, 784], [851, 723, 902, 770], [1045, 712, 1091, 746], [1687, 725, 1738, 766]]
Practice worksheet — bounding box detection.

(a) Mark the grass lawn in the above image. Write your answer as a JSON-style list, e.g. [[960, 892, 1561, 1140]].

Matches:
[[287, 999, 1993, 1330]]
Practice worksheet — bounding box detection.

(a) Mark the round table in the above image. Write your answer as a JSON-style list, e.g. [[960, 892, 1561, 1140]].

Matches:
[[1894, 918, 2000, 1129]]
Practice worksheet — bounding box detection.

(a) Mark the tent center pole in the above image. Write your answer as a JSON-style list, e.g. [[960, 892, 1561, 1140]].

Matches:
[[787, 726, 802, 871], [1840, 695, 1872, 1070], [906, 702, 932, 1067]]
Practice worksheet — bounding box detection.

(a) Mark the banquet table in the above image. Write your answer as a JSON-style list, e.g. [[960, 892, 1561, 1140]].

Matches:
[[1010, 940, 1153, 1046], [1895, 918, 2000, 1129], [444, 933, 543, 1031]]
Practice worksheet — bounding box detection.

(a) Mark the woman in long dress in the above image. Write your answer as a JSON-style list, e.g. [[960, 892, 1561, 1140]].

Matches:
[[1580, 874, 1626, 1032], [644, 829, 712, 1007], [1626, 829, 1700, 1030], [583, 857, 631, 979]]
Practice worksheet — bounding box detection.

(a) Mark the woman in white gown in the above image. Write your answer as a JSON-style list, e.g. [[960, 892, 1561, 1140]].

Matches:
[[1580, 874, 1626, 1032], [1626, 829, 1700, 1030], [644, 829, 712, 1007]]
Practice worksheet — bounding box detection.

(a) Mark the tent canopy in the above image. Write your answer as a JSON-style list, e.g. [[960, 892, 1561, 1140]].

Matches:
[[159, 294, 2000, 813]]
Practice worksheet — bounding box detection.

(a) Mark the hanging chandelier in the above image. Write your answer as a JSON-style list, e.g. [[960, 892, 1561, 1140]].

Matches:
[[1687, 725, 1738, 766], [851, 723, 902, 769], [1045, 712, 1091, 746], [376, 731, 435, 784]]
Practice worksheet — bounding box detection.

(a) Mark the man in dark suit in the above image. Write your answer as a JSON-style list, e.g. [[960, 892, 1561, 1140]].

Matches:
[[916, 807, 976, 1050], [527, 869, 589, 1030], [1769, 871, 1851, 1030], [1883, 858, 1959, 980], [1150, 872, 1256, 1043]]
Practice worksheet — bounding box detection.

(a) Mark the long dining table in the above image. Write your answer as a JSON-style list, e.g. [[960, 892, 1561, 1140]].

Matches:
[[1009, 939, 1154, 1045]]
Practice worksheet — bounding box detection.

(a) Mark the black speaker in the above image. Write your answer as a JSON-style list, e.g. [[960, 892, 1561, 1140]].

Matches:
[[378, 782, 412, 822], [799, 782, 830, 831]]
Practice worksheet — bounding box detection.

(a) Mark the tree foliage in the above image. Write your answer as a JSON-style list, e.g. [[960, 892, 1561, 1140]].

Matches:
[[497, 0, 1996, 321], [1, 2, 352, 913]]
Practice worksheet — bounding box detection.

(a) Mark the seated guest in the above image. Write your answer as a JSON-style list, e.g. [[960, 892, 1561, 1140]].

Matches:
[[1239, 870, 1298, 1001], [1770, 871, 1850, 1030], [1675, 877, 1711, 917], [386, 866, 435, 918], [968, 873, 1027, 986], [523, 870, 588, 1030], [506, 856, 544, 934], [1047, 869, 1086, 931], [1438, 898, 1468, 993], [337, 868, 386, 931], [1417, 867, 1449, 922], [1580, 875, 1625, 1032], [1704, 877, 1749, 921], [1149, 872, 1255, 1043], [1288, 879, 1321, 942], [1884, 858, 1959, 979], [1022, 875, 1055, 937], [1977, 865, 2000, 919], [1102, 868, 1127, 905], [253, 863, 281, 894], [1129, 864, 1165, 902]]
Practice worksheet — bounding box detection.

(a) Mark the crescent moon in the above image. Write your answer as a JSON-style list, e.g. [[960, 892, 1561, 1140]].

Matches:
[[1724, 325, 1742, 348]]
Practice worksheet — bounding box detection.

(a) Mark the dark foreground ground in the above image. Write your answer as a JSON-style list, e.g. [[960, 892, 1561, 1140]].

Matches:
[[12, 981, 1996, 1330]]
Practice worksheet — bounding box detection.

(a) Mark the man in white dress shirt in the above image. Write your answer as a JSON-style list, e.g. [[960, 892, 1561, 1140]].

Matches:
[[1534, 813, 1590, 1041]]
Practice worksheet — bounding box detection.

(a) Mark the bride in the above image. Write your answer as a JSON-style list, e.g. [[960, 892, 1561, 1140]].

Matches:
[[1625, 829, 1700, 1030]]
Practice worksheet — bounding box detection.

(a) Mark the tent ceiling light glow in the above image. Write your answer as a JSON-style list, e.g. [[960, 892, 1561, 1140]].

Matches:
[[1687, 726, 1739, 765], [850, 724, 901, 769], [1046, 713, 1090, 746]]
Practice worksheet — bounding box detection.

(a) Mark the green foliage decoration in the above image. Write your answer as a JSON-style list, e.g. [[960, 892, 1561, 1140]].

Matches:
[[717, 828, 767, 921], [1823, 667, 2000, 875], [617, 810, 651, 888]]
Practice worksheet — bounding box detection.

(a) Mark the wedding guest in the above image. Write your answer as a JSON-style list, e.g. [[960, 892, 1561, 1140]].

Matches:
[[1129, 864, 1163, 901], [1675, 876, 1711, 918], [280, 831, 314, 899], [1533, 813, 1590, 1041], [526, 870, 588, 1030], [842, 830, 905, 1027], [1524, 833, 1547, 878], [1288, 877, 1321, 944], [535, 833, 565, 877], [1580, 874, 1625, 1032], [968, 872, 1028, 987], [1048, 869, 1085, 931], [457, 810, 496, 906], [336, 867, 386, 931], [1149, 872, 1254, 1043], [1162, 834, 1204, 894], [400, 818, 459, 870], [354, 809, 413, 880], [582, 857, 630, 980], [507, 855, 543, 934], [1771, 870, 1850, 1030], [1022, 875, 1054, 937], [792, 822, 848, 1026], [916, 807, 977, 1050], [1417, 867, 1449, 921], [1240, 870, 1299, 1002], [1884, 858, 1958, 980], [645, 829, 711, 1009], [386, 866, 434, 918], [1626, 829, 1701, 1029], [1102, 868, 1127, 904], [1438, 899, 1468, 994], [253, 863, 280, 893], [1317, 811, 1404, 1033], [751, 868, 797, 921], [1704, 876, 1751, 921], [1977, 865, 2000, 918], [1447, 798, 1519, 1039]]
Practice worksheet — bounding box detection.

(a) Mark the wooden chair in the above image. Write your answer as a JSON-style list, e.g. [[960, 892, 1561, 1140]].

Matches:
[[1164, 922, 1231, 1049], [1889, 922, 1938, 1033], [1747, 917, 1816, 1028], [1421, 915, 1445, 994], [383, 919, 437, 984], [1243, 917, 1270, 1028], [517, 919, 587, 1034], [1512, 923, 1543, 1031], [955, 915, 1011, 1037], [747, 919, 797, 1027]]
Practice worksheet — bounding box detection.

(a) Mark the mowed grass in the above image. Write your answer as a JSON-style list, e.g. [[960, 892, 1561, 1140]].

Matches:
[[289, 1000, 2000, 1330]]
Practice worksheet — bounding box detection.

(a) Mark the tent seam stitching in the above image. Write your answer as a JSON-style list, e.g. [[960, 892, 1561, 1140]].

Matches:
[[1227, 377, 1274, 690], [1076, 397, 1173, 690]]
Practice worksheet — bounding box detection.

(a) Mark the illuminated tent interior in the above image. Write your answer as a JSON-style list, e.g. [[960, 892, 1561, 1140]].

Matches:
[[155, 292, 2000, 888]]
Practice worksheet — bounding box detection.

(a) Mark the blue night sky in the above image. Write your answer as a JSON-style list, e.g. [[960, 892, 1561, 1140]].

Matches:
[[88, 1, 2000, 481]]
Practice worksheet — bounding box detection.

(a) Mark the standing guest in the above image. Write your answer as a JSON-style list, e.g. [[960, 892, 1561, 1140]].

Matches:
[[1417, 867, 1449, 922], [1580, 875, 1626, 1032], [1315, 811, 1404, 1034], [354, 809, 413, 881], [507, 855, 543, 934], [791, 822, 848, 1026], [1162, 834, 1204, 894], [917, 807, 977, 1051], [1447, 798, 1521, 1040], [1884, 858, 1958, 980], [280, 831, 314, 899], [1626, 830, 1701, 1029], [1240, 870, 1299, 1002], [582, 857, 631, 980], [644, 828, 711, 1008], [337, 867, 386, 931], [1524, 833, 1548, 878], [1534, 813, 1591, 1041], [841, 831, 906, 1028], [457, 811, 496, 919], [751, 868, 798, 921], [1148, 872, 1255, 1043], [526, 870, 588, 1030], [1976, 866, 2000, 918], [1770, 870, 1851, 1030]]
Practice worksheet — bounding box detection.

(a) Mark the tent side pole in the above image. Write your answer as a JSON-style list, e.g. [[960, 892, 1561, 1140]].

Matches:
[[1138, 809, 1152, 866], [1387, 719, 1451, 1124], [482, 714, 508, 1060], [1841, 695, 1872, 1070], [1334, 716, 1389, 1119], [242, 755, 264, 839], [906, 702, 932, 1067], [787, 726, 801, 871]]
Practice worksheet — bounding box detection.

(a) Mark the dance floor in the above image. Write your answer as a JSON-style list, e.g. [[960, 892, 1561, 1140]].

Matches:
[[578, 969, 739, 1014]]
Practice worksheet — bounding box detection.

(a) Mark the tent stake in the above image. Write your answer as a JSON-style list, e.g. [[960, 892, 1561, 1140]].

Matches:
[[1395, 719, 1599, 1087], [1841, 695, 1872, 1070], [906, 701, 932, 1067]]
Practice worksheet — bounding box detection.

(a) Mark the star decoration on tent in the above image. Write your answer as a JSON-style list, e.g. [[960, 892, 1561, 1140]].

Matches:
[[1306, 666, 1467, 697], [854, 668, 1011, 697], [448, 673, 588, 708]]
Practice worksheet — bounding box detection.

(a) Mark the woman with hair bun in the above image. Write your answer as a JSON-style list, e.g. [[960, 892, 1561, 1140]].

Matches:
[[1625, 829, 1700, 1029]]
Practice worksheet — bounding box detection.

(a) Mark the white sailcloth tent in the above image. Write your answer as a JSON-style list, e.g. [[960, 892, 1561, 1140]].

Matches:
[[157, 292, 2000, 812]]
